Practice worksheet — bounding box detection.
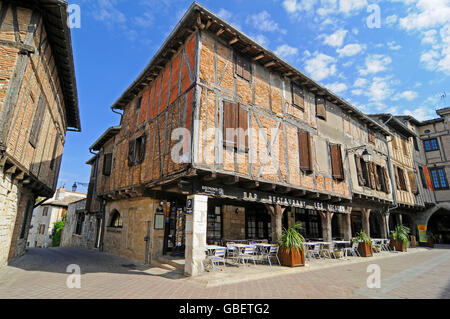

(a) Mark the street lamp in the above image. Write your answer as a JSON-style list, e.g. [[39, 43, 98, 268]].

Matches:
[[361, 149, 372, 163]]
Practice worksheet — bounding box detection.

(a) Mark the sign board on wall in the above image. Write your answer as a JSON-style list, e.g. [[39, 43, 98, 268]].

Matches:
[[418, 225, 427, 242], [186, 198, 194, 215], [154, 214, 164, 230]]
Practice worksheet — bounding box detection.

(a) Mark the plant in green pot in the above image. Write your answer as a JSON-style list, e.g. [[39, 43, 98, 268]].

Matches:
[[278, 223, 306, 267], [354, 231, 373, 257], [391, 225, 410, 252]]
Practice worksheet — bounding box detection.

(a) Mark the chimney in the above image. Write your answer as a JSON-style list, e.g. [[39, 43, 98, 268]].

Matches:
[[72, 182, 77, 192]]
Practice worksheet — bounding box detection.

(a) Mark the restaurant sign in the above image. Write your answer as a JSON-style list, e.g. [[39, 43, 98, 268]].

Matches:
[[199, 184, 350, 214]]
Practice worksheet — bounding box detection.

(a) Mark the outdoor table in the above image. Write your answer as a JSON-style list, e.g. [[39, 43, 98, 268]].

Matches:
[[205, 245, 225, 256]]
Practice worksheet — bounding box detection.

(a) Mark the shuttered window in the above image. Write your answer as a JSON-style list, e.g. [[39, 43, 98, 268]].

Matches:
[[235, 54, 252, 81], [355, 155, 365, 186], [292, 83, 304, 110], [330, 144, 344, 180], [413, 137, 419, 151], [374, 164, 382, 191], [402, 138, 409, 156], [103, 153, 113, 176], [368, 162, 376, 190], [223, 101, 248, 152], [49, 133, 60, 170], [397, 167, 408, 191], [298, 130, 312, 173], [419, 166, 428, 189], [29, 95, 46, 148], [368, 131, 376, 145], [128, 135, 146, 167], [409, 171, 419, 195], [383, 167, 391, 194], [392, 136, 398, 149], [136, 96, 142, 110], [316, 96, 326, 120]]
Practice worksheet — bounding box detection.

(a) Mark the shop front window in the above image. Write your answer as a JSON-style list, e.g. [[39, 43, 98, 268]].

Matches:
[[207, 206, 222, 242], [293, 208, 322, 239], [246, 207, 270, 240]]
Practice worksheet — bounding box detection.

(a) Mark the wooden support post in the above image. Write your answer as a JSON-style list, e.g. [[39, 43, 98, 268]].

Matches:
[[265, 204, 285, 244], [319, 211, 334, 242], [379, 212, 388, 239], [361, 208, 371, 237], [344, 213, 352, 241]]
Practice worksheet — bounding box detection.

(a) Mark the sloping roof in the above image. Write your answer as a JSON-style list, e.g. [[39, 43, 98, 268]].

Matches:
[[14, 0, 80, 131], [109, 2, 391, 137], [369, 114, 418, 138], [43, 195, 86, 207], [89, 126, 121, 151]]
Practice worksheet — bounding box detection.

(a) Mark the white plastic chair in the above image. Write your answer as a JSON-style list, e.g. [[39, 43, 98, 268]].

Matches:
[[344, 242, 360, 257], [322, 243, 336, 259], [210, 247, 227, 270], [264, 245, 281, 267], [237, 246, 257, 266], [307, 244, 322, 259]]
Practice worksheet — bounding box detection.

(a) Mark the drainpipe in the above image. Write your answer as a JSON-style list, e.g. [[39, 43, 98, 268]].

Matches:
[[111, 107, 124, 125]]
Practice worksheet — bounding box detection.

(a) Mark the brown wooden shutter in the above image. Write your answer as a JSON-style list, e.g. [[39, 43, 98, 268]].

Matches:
[[29, 94, 46, 147], [383, 167, 391, 193], [223, 101, 238, 148], [392, 136, 398, 149], [49, 133, 60, 170], [298, 130, 312, 173], [368, 162, 376, 189], [409, 171, 418, 195], [394, 166, 401, 190], [355, 155, 365, 186], [103, 153, 112, 176], [292, 83, 304, 109], [235, 55, 243, 78], [398, 168, 407, 191], [128, 139, 135, 167], [374, 164, 382, 191], [402, 139, 408, 156], [138, 135, 146, 163], [330, 144, 344, 180], [238, 104, 248, 152], [316, 96, 326, 120]]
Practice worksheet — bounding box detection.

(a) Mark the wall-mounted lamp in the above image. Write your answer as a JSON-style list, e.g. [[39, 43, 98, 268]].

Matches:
[[361, 149, 372, 163]]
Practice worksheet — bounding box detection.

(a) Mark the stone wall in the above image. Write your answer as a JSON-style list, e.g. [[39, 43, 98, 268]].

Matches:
[[222, 205, 246, 240]]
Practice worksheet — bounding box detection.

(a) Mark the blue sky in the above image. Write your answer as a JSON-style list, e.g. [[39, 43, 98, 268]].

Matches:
[[59, 0, 450, 192]]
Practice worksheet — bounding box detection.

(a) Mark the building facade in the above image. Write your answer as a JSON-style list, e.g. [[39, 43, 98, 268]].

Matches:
[[84, 3, 450, 276], [28, 188, 86, 248], [0, 0, 80, 267]]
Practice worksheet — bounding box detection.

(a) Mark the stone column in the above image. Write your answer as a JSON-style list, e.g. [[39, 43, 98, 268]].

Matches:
[[184, 195, 207, 277], [343, 213, 352, 241], [266, 204, 285, 244], [385, 212, 390, 236], [361, 208, 371, 237], [319, 211, 334, 242]]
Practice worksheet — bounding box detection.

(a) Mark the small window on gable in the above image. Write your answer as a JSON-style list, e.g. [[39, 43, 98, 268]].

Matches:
[[128, 135, 146, 167], [235, 54, 252, 82], [136, 96, 142, 110], [315, 96, 326, 121], [292, 83, 304, 110], [103, 153, 113, 176]]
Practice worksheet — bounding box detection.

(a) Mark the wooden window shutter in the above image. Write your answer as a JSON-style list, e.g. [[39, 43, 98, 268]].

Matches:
[[394, 166, 400, 190], [354, 155, 365, 186], [368, 131, 376, 145], [298, 130, 312, 173], [49, 133, 60, 170], [237, 104, 248, 152], [235, 55, 243, 78], [242, 57, 252, 81], [368, 162, 376, 190], [223, 101, 238, 147], [137, 135, 146, 163], [374, 164, 382, 191], [103, 153, 112, 176], [398, 168, 407, 191], [409, 171, 418, 195], [128, 139, 135, 167], [402, 139, 408, 156], [29, 94, 46, 147], [382, 167, 391, 194], [316, 96, 326, 120], [330, 144, 344, 180], [292, 83, 304, 109], [392, 136, 398, 149]]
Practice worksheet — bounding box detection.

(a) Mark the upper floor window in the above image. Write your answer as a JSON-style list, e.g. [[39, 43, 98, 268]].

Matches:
[[401, 138, 409, 156], [223, 101, 248, 152], [291, 83, 304, 110], [128, 135, 146, 167], [430, 168, 449, 190], [136, 96, 142, 110], [103, 153, 113, 176], [368, 131, 376, 145], [42, 206, 49, 217], [315, 96, 327, 121], [298, 130, 312, 173], [235, 54, 252, 82], [424, 138, 439, 152], [29, 95, 46, 148], [395, 166, 408, 191], [329, 143, 344, 180], [413, 137, 419, 151]]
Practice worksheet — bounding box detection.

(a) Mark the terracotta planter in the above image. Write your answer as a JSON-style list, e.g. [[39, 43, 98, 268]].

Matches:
[[357, 242, 373, 257], [410, 236, 417, 248], [391, 239, 408, 252], [278, 247, 305, 267]]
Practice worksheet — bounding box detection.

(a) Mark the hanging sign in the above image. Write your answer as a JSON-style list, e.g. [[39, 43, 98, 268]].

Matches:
[[186, 198, 194, 215]]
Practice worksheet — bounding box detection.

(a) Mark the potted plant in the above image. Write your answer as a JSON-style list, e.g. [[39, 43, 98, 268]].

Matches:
[[390, 225, 410, 252], [374, 244, 382, 253], [334, 248, 343, 258], [354, 231, 373, 257], [278, 224, 306, 267]]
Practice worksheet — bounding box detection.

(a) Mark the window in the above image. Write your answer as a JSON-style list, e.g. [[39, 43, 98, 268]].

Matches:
[[430, 168, 449, 190], [408, 171, 419, 195], [128, 135, 146, 167], [136, 96, 142, 110], [223, 101, 248, 152], [315, 96, 326, 120], [395, 167, 408, 191], [207, 206, 222, 241], [235, 54, 252, 81], [109, 209, 123, 228], [293, 209, 322, 239], [75, 211, 84, 235], [392, 136, 398, 149], [49, 133, 60, 170], [29, 95, 46, 147], [103, 153, 112, 176], [329, 144, 344, 180], [355, 155, 368, 187], [424, 138, 439, 152], [42, 206, 49, 217], [298, 130, 312, 173], [401, 138, 409, 156], [291, 83, 304, 110], [419, 166, 428, 189], [413, 137, 419, 152], [368, 131, 376, 145], [246, 208, 270, 240], [40, 224, 46, 235]]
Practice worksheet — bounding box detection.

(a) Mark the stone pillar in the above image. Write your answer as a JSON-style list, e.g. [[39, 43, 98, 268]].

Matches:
[[184, 195, 207, 277], [343, 213, 352, 241], [266, 204, 285, 244], [385, 212, 390, 236], [319, 211, 334, 242], [361, 208, 371, 237]]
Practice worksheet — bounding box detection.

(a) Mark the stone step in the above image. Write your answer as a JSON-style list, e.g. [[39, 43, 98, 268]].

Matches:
[[157, 256, 185, 271], [150, 260, 177, 271]]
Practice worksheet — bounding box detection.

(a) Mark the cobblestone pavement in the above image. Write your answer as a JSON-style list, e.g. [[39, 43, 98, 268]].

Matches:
[[0, 246, 449, 299]]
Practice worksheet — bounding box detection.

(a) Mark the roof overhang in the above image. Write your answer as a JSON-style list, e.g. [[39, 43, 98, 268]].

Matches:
[[89, 126, 121, 152], [370, 114, 418, 138], [109, 2, 391, 137]]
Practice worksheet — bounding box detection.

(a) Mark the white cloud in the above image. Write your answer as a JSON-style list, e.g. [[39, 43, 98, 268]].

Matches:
[[421, 29, 438, 46], [404, 107, 436, 121], [385, 15, 398, 27], [304, 52, 337, 81], [353, 78, 367, 88], [399, 0, 450, 31], [337, 43, 364, 56], [387, 41, 402, 50], [392, 90, 419, 101], [326, 82, 348, 93], [339, 0, 367, 15], [420, 50, 441, 70], [250, 34, 270, 47], [365, 77, 393, 102], [359, 54, 392, 76], [275, 44, 299, 59], [320, 29, 348, 47], [282, 0, 317, 13], [246, 11, 287, 34]]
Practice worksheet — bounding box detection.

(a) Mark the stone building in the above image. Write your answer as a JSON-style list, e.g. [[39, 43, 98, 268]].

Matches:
[[0, 0, 80, 267], [28, 188, 85, 248]]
